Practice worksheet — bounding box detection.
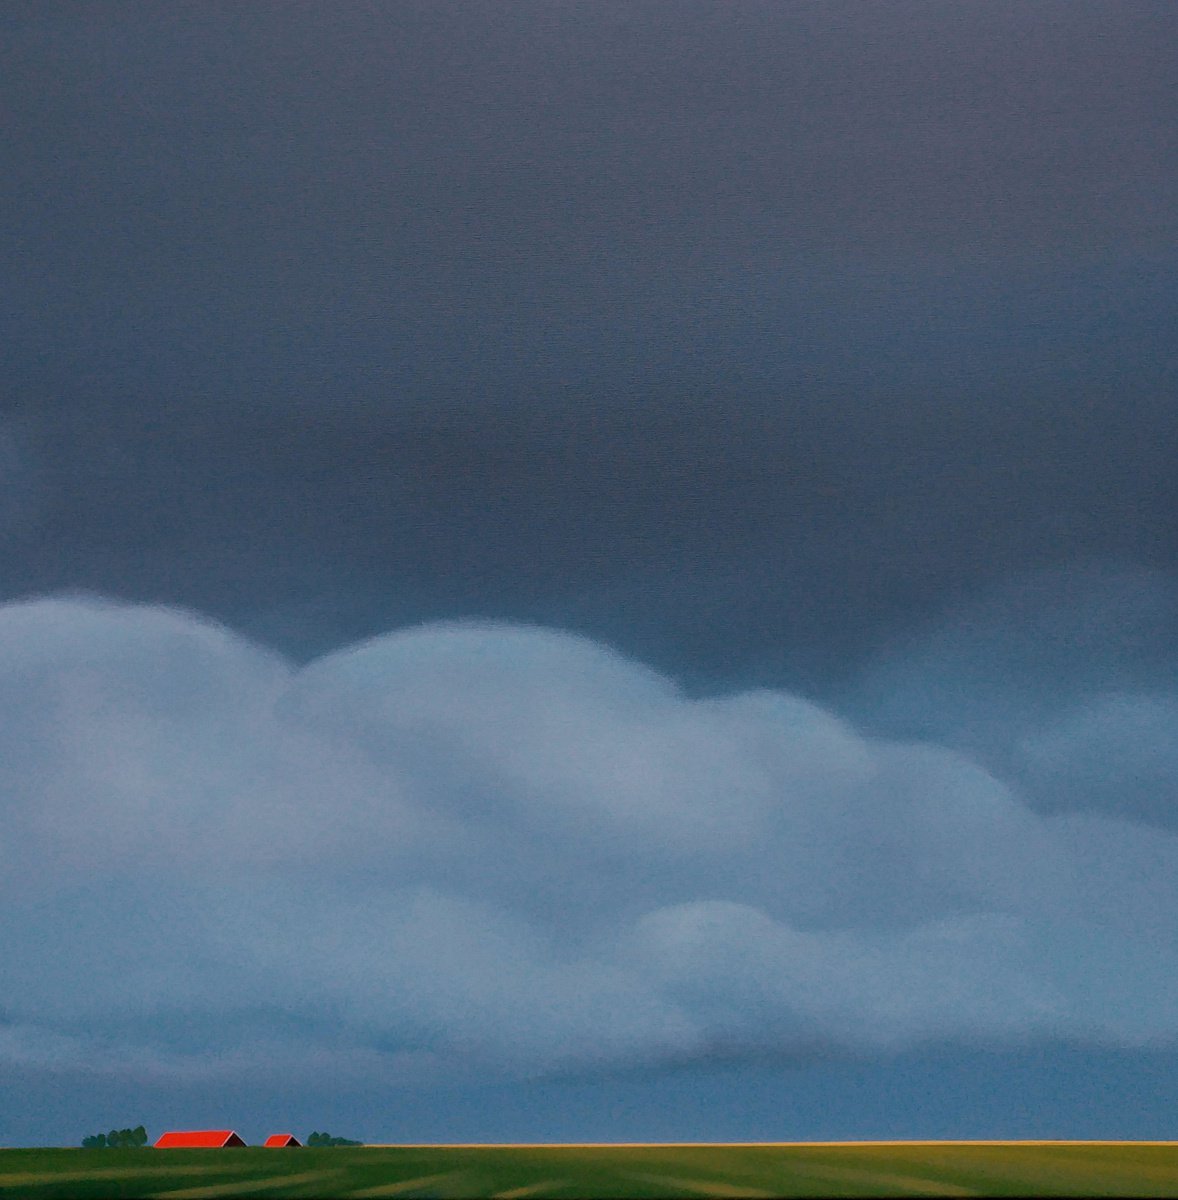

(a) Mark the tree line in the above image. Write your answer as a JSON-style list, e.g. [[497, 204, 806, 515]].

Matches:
[[80, 1126, 362, 1147], [82, 1126, 148, 1148]]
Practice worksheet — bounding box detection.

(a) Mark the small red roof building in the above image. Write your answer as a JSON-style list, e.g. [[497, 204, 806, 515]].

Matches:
[[263, 1134, 302, 1147], [154, 1130, 247, 1148]]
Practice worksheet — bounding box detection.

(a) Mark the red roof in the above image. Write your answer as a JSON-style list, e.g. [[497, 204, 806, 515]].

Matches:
[[154, 1130, 247, 1148], [263, 1134, 301, 1147]]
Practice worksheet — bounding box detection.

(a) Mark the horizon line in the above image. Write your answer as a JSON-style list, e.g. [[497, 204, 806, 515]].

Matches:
[[361, 1139, 1178, 1149]]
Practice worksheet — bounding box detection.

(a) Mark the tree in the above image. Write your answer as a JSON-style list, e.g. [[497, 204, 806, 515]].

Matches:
[[82, 1126, 147, 1148], [306, 1131, 362, 1146]]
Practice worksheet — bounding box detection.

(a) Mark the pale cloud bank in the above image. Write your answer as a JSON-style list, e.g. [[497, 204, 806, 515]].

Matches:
[[2, 580, 1176, 1085]]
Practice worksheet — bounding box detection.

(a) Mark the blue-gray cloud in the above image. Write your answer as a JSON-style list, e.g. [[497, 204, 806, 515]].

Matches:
[[2, 583, 1177, 1089], [847, 561, 1178, 820]]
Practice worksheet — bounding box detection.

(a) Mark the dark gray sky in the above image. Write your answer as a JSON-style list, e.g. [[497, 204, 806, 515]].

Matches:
[[3, 0, 1178, 1147]]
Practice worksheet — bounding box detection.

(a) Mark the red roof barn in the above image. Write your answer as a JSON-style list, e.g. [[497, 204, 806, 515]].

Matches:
[[263, 1134, 302, 1147], [154, 1130, 247, 1148]]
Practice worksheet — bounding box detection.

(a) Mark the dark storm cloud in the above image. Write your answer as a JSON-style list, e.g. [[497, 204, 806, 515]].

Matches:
[[3, 1, 1178, 682], [3, 0, 1177, 693], [6, 341, 1177, 692]]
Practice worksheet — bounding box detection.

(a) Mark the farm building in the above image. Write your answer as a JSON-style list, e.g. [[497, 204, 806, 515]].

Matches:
[[263, 1134, 302, 1147], [154, 1130, 247, 1148]]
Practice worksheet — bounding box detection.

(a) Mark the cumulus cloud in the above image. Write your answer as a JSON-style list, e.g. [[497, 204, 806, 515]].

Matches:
[[1016, 693, 1178, 825], [2, 588, 1178, 1087], [847, 561, 1178, 821]]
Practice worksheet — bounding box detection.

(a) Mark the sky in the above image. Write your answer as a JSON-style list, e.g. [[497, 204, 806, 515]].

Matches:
[[3, 0, 1178, 1147]]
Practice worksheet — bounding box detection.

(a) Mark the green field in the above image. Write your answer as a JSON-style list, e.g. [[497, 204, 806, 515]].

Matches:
[[2, 1141, 1178, 1199]]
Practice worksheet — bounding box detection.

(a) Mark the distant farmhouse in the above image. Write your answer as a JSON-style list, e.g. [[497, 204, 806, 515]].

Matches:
[[263, 1134, 302, 1147], [154, 1130, 247, 1148]]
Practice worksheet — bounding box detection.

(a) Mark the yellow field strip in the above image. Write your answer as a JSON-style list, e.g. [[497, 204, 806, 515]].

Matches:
[[365, 1139, 1178, 1149], [0, 1165, 236, 1186], [491, 1181, 566, 1198], [346, 1170, 472, 1197], [150, 1169, 347, 1198], [745, 1162, 977, 1197], [622, 1171, 780, 1198]]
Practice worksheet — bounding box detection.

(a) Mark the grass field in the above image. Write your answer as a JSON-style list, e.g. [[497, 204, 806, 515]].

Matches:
[[2, 1141, 1178, 1199]]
